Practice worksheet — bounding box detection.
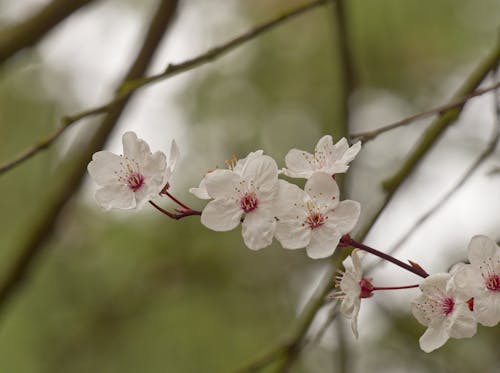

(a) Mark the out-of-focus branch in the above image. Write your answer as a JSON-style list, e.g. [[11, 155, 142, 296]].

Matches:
[[0, 0, 331, 177], [367, 63, 500, 270], [0, 0, 179, 315], [350, 81, 500, 143], [0, 0, 96, 64]]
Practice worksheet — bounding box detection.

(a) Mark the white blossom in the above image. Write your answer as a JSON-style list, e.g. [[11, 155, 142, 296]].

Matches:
[[453, 235, 500, 327], [274, 172, 360, 259], [87, 131, 178, 210], [411, 273, 477, 353], [199, 153, 279, 250], [335, 249, 370, 338], [189, 150, 264, 200], [282, 135, 361, 179]]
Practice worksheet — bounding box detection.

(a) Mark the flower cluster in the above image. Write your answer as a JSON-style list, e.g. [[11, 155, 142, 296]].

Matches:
[[333, 235, 500, 353], [87, 131, 499, 353]]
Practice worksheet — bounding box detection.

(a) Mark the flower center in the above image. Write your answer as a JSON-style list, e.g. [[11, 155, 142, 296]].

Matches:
[[441, 297, 455, 315], [240, 192, 258, 213], [306, 212, 325, 229], [485, 274, 500, 292], [127, 172, 145, 192]]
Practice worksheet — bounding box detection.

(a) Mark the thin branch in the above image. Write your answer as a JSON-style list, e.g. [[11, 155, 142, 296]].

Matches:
[[0, 0, 96, 64], [0, 0, 331, 177], [367, 60, 500, 270], [350, 81, 500, 143], [0, 0, 179, 314]]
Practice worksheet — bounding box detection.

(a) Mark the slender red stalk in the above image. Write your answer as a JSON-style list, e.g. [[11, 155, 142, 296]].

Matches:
[[162, 190, 193, 210], [372, 284, 420, 291], [149, 200, 201, 220], [341, 235, 428, 278]]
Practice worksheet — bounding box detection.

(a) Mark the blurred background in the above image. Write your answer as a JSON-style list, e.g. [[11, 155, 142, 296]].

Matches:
[[0, 0, 499, 372]]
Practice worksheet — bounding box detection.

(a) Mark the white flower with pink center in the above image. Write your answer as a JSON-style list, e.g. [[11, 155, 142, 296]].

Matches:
[[411, 273, 477, 353], [453, 235, 500, 327], [334, 249, 371, 338], [282, 135, 361, 179], [274, 173, 360, 259], [87, 131, 179, 210], [189, 150, 264, 200], [199, 154, 279, 250]]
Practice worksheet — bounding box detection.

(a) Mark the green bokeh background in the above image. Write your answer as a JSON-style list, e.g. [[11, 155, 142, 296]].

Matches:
[[0, 0, 499, 372]]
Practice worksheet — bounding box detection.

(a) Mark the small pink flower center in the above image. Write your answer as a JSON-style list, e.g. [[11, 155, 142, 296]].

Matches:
[[127, 172, 145, 192], [240, 192, 258, 213], [485, 274, 500, 292], [441, 297, 455, 315], [306, 212, 325, 229]]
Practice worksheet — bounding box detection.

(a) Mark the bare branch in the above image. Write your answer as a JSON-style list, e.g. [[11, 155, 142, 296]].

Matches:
[[0, 0, 179, 313], [350, 81, 500, 143], [0, 0, 331, 177], [0, 0, 97, 64]]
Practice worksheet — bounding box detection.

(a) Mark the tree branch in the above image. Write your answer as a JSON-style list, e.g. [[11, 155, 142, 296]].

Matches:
[[0, 0, 179, 315], [350, 81, 500, 143], [0, 0, 97, 64], [0, 0, 331, 177]]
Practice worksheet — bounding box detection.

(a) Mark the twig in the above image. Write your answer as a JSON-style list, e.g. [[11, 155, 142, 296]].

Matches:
[[350, 81, 500, 143], [149, 201, 201, 220], [0, 0, 96, 64], [0, 0, 179, 314], [367, 58, 500, 271], [0, 0, 331, 177]]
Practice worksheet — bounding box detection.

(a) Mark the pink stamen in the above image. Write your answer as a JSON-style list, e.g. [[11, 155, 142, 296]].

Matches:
[[485, 274, 500, 292], [306, 212, 325, 229], [441, 297, 455, 315], [240, 192, 258, 213], [127, 172, 144, 191]]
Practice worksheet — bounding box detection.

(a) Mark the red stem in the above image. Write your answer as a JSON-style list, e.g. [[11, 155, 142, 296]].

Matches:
[[342, 236, 428, 278], [164, 191, 192, 210], [372, 284, 419, 291], [149, 200, 201, 220]]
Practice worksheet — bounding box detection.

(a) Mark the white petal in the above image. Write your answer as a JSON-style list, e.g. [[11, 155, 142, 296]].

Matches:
[[468, 235, 499, 266], [204, 169, 241, 200], [95, 184, 135, 210], [340, 141, 361, 164], [87, 151, 122, 185], [242, 155, 279, 193], [447, 303, 477, 338], [142, 151, 167, 186], [274, 219, 311, 249], [331, 137, 349, 159], [189, 177, 211, 200], [350, 302, 360, 338], [241, 210, 276, 250], [284, 148, 315, 178], [201, 199, 242, 231], [122, 131, 151, 163], [452, 264, 484, 298], [306, 227, 341, 259], [304, 172, 340, 210], [168, 139, 180, 172], [327, 200, 361, 234], [315, 135, 335, 157], [419, 324, 450, 353], [274, 180, 308, 217], [473, 293, 500, 326], [420, 273, 450, 296], [233, 150, 264, 174], [411, 294, 432, 327]]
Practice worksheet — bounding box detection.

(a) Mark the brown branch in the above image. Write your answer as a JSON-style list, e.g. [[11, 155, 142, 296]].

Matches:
[[350, 81, 500, 143], [0, 0, 179, 314], [0, 0, 97, 64], [0, 0, 331, 177]]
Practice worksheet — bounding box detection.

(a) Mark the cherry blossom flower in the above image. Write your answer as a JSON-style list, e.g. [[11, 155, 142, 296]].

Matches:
[[274, 172, 360, 259], [199, 154, 279, 250], [88, 131, 178, 210], [282, 135, 361, 179], [334, 249, 372, 338], [453, 235, 500, 327], [411, 273, 477, 353], [189, 150, 264, 200]]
